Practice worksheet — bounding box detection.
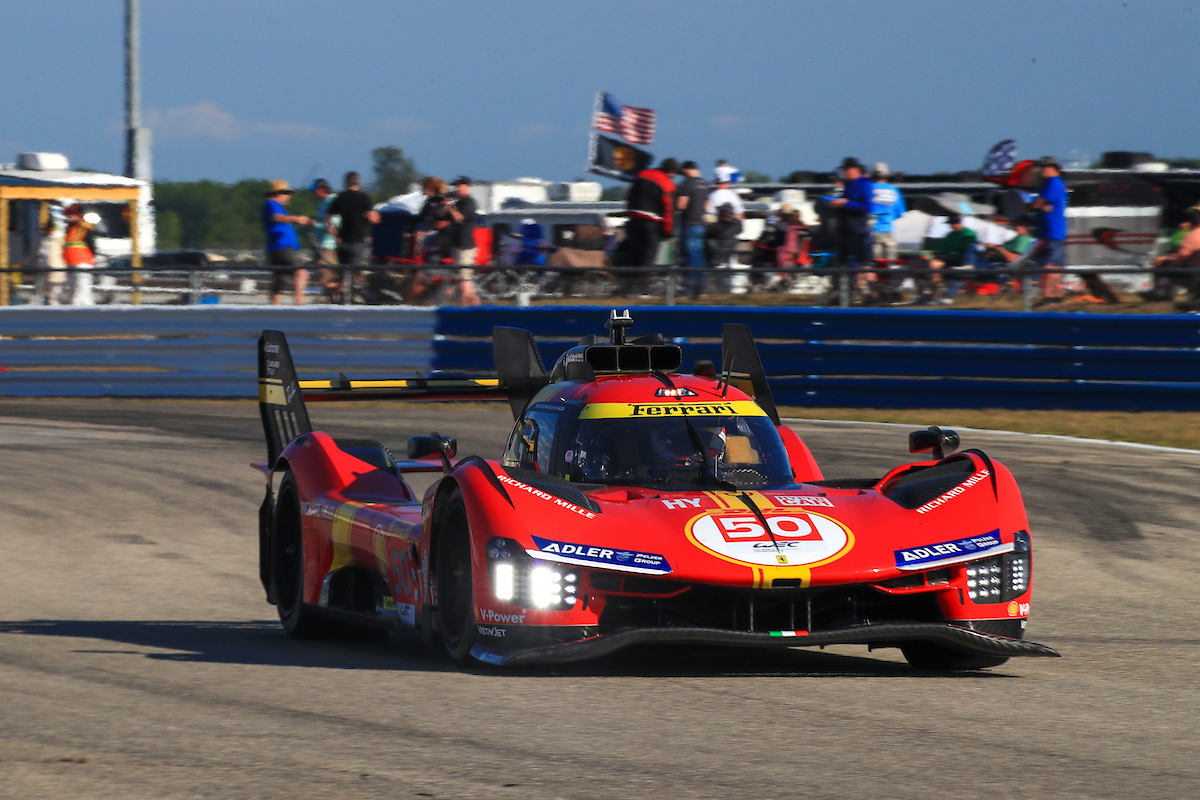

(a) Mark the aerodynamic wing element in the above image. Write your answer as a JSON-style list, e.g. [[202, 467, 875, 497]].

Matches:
[[258, 330, 313, 465], [721, 323, 780, 424], [493, 325, 550, 420]]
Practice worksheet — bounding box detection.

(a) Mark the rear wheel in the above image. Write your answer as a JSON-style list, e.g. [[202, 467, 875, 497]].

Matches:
[[273, 472, 331, 639], [435, 489, 476, 661], [901, 642, 1009, 671]]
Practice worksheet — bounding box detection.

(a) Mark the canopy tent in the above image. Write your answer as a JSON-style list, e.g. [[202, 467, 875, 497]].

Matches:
[[0, 169, 146, 304]]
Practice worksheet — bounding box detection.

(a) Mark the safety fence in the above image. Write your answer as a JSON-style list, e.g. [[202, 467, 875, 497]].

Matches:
[[1, 305, 1198, 409], [3, 261, 1195, 311]]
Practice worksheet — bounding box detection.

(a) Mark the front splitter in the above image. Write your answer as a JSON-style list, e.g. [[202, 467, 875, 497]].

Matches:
[[470, 622, 1060, 666]]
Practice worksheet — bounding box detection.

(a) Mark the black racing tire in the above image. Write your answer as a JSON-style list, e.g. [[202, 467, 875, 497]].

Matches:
[[435, 488, 477, 662], [272, 471, 332, 639], [901, 642, 1009, 671]]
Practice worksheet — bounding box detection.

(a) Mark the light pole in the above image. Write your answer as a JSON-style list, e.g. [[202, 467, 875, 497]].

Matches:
[[125, 0, 151, 180]]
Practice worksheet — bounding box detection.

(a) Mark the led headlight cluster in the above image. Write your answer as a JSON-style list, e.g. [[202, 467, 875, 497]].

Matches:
[[964, 531, 1033, 604], [529, 565, 578, 609], [1008, 554, 1029, 595], [966, 563, 1002, 601], [487, 537, 578, 610]]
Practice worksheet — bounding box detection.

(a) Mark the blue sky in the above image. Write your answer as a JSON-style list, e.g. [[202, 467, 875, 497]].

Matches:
[[4, 1, 1198, 186]]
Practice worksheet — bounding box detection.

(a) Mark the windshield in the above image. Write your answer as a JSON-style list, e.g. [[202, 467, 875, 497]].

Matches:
[[566, 414, 794, 488]]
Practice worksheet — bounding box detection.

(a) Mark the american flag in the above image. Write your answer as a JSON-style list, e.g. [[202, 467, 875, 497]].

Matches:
[[982, 139, 1017, 177], [592, 91, 656, 146]]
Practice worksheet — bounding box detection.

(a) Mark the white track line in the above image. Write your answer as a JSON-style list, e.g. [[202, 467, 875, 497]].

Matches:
[[781, 417, 1200, 456]]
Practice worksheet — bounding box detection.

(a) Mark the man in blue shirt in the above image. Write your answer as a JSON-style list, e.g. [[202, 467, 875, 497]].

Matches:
[[262, 180, 314, 305], [869, 162, 907, 262], [1031, 157, 1068, 306], [830, 157, 874, 299]]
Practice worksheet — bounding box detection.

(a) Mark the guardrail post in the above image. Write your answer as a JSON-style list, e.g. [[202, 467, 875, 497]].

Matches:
[[1022, 269, 1034, 312], [838, 268, 850, 308], [0, 198, 9, 306], [341, 267, 351, 305], [128, 199, 142, 305]]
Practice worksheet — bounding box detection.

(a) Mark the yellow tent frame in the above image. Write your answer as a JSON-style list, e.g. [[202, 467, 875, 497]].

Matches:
[[0, 184, 144, 305]]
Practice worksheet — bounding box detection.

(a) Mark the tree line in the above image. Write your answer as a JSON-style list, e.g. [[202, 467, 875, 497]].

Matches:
[[153, 146, 419, 250]]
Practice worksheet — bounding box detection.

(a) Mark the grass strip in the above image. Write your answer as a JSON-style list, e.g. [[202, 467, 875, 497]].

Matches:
[[777, 407, 1200, 451]]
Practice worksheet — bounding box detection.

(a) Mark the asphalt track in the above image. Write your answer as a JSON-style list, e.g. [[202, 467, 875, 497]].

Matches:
[[1, 399, 1198, 799]]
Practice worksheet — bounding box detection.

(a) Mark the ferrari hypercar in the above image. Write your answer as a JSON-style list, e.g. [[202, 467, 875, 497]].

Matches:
[[254, 310, 1059, 669]]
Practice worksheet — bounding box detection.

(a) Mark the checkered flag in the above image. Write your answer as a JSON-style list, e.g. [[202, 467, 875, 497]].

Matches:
[[982, 139, 1017, 177]]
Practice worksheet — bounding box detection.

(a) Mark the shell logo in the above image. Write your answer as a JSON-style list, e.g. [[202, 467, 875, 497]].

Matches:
[[687, 510, 854, 567]]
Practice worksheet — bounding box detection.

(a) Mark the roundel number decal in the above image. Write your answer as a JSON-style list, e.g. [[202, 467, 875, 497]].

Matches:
[[689, 512, 850, 566]]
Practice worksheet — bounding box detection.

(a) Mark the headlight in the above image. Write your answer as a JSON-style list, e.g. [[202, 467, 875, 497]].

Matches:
[[488, 537, 577, 610], [964, 531, 1032, 604], [966, 563, 1002, 602], [492, 562, 515, 601]]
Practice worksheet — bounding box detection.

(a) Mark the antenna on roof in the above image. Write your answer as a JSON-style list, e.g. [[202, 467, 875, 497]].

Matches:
[[606, 308, 634, 345]]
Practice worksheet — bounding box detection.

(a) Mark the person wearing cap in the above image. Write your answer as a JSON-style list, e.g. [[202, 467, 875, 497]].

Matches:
[[61, 203, 97, 306], [869, 162, 906, 263], [713, 159, 741, 184], [262, 180, 314, 305], [829, 157, 875, 297], [1030, 156, 1068, 306], [928, 212, 979, 302], [620, 158, 679, 288], [705, 175, 745, 220], [445, 176, 480, 306], [676, 161, 710, 297], [308, 179, 340, 299]]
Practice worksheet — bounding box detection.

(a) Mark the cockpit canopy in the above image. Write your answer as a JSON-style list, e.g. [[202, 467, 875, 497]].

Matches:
[[503, 386, 794, 489]]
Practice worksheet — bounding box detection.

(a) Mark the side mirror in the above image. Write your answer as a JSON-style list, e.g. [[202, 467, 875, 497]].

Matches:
[[909, 426, 960, 460], [408, 433, 457, 473]]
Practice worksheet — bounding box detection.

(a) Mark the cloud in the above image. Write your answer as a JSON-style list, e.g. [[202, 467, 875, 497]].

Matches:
[[510, 123, 555, 143], [708, 114, 745, 132], [372, 116, 430, 136], [143, 102, 337, 141]]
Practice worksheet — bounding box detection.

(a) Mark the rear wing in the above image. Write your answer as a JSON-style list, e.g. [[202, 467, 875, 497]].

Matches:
[[258, 329, 518, 466]]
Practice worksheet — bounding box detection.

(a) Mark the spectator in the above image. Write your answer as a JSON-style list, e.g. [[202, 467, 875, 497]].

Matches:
[[1147, 208, 1200, 301], [309, 178, 340, 298], [676, 161, 710, 298], [1031, 156, 1068, 306], [61, 204, 96, 306], [983, 216, 1035, 264], [37, 207, 67, 306], [417, 177, 454, 264], [326, 171, 380, 301], [262, 180, 313, 305], [869, 162, 906, 262], [445, 176, 480, 306], [829, 157, 873, 298], [706, 176, 745, 220], [928, 212, 978, 302], [705, 203, 743, 291], [713, 159, 741, 183], [621, 157, 679, 280]]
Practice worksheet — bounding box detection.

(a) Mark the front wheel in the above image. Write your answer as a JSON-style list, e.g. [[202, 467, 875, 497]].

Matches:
[[435, 489, 477, 661], [272, 471, 331, 639], [901, 642, 1009, 671]]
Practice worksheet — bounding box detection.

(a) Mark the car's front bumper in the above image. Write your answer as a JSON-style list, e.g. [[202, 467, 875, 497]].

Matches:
[[469, 621, 1060, 666]]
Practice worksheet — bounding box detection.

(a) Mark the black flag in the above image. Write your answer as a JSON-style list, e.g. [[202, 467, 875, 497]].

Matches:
[[587, 133, 653, 181]]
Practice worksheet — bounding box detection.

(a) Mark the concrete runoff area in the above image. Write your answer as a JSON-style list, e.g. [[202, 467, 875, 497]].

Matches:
[[0, 399, 1197, 799]]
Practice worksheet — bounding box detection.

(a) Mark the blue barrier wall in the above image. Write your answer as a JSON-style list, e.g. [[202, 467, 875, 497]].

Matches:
[[432, 306, 1200, 411], [2, 305, 1198, 410]]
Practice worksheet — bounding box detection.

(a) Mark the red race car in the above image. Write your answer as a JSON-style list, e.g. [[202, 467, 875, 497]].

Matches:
[[255, 310, 1058, 670]]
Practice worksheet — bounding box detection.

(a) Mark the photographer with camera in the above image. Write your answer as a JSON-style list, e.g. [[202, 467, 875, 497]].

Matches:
[[445, 176, 480, 306]]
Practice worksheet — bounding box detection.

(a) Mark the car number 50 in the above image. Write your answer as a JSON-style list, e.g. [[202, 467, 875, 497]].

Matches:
[[717, 515, 820, 540]]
